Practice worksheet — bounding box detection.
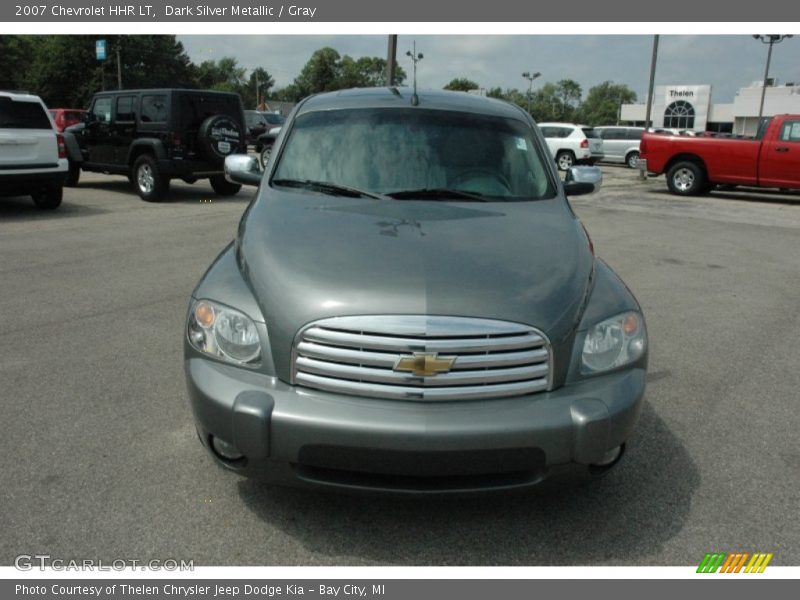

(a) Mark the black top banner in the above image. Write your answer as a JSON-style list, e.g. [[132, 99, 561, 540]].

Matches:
[[1, 0, 798, 22]]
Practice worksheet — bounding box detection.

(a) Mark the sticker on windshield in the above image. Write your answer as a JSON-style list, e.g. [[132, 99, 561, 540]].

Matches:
[[515, 137, 528, 151]]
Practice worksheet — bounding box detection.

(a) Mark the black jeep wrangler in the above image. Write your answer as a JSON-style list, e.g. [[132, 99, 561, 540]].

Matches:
[[63, 89, 246, 202]]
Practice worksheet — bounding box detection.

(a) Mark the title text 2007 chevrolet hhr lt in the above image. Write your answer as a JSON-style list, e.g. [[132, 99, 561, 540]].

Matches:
[[184, 88, 647, 493]]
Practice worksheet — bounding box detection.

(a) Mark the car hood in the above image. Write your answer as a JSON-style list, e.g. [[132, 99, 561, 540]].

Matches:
[[237, 189, 594, 380]]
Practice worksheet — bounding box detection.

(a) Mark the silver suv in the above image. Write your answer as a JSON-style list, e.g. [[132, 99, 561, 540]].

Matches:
[[593, 126, 644, 168], [0, 91, 68, 209]]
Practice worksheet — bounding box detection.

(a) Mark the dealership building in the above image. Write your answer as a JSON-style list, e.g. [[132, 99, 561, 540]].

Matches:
[[621, 80, 800, 135]]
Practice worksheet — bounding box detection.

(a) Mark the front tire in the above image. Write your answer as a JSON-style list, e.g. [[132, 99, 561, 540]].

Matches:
[[556, 151, 575, 171], [666, 161, 705, 196], [625, 151, 640, 169], [209, 175, 242, 197], [31, 184, 63, 210], [132, 155, 169, 202], [65, 162, 80, 187]]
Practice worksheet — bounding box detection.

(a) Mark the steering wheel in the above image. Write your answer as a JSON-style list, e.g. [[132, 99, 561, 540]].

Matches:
[[448, 169, 511, 194]]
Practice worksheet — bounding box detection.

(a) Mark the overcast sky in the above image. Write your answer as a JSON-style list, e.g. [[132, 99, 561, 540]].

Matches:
[[177, 35, 799, 104]]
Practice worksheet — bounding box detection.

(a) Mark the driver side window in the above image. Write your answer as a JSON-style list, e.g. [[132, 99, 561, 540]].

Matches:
[[91, 97, 112, 124]]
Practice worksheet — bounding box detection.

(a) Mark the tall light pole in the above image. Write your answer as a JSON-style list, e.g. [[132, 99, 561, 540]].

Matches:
[[752, 35, 793, 126], [521, 71, 541, 115], [386, 35, 398, 87], [406, 41, 423, 105], [644, 35, 659, 130]]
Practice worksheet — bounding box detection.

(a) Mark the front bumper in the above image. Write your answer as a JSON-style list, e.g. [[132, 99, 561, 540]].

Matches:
[[185, 357, 645, 493]]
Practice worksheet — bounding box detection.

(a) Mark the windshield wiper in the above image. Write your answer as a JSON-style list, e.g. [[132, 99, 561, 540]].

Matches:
[[272, 178, 389, 201], [386, 188, 492, 202]]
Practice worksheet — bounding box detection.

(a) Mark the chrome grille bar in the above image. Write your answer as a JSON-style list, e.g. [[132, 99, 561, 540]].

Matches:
[[293, 316, 552, 402]]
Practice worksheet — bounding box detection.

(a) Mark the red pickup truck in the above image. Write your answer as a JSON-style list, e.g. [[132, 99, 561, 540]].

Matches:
[[640, 115, 800, 195]]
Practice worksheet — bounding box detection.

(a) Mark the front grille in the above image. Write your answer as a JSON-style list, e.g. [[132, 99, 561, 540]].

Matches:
[[292, 315, 552, 401]]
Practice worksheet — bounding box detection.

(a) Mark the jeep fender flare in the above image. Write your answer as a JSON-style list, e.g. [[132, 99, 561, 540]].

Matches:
[[126, 139, 167, 165], [61, 131, 84, 164]]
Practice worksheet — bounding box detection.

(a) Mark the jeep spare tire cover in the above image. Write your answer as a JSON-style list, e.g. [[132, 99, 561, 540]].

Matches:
[[197, 115, 242, 165]]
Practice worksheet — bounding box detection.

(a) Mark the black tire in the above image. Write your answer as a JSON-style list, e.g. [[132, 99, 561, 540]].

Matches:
[[625, 151, 640, 169], [65, 161, 80, 187], [196, 115, 244, 168], [259, 142, 274, 169], [209, 175, 242, 197], [31, 184, 63, 210], [132, 154, 169, 202], [666, 161, 706, 196], [556, 150, 575, 171]]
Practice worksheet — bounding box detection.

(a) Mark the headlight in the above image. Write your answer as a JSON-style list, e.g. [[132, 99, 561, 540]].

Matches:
[[581, 311, 646, 374], [187, 299, 261, 366]]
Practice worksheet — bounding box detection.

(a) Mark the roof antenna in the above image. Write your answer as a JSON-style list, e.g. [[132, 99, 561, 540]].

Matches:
[[406, 41, 423, 106]]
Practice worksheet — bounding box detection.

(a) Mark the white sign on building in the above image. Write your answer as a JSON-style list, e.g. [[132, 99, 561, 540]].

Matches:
[[653, 85, 712, 131]]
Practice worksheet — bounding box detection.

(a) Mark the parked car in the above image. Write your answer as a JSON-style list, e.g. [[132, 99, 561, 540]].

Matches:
[[244, 110, 269, 144], [184, 88, 648, 493], [254, 113, 286, 168], [640, 114, 800, 195], [62, 89, 247, 201], [48, 108, 87, 133], [0, 91, 68, 209], [593, 126, 644, 168], [538, 122, 604, 170]]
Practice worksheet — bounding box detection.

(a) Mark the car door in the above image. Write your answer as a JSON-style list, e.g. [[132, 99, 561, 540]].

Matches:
[[759, 118, 800, 189], [113, 95, 138, 165], [82, 95, 115, 166], [602, 128, 624, 161], [539, 126, 559, 158]]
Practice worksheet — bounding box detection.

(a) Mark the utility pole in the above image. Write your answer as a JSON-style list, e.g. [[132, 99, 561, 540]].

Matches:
[[753, 35, 793, 129], [386, 35, 397, 87], [116, 42, 122, 89], [644, 34, 659, 131]]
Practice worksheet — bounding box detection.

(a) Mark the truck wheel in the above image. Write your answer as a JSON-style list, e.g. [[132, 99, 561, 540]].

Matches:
[[65, 162, 80, 187], [209, 175, 242, 197], [132, 155, 169, 202], [666, 161, 705, 196], [259, 142, 274, 169], [556, 151, 575, 171], [31, 184, 63, 210], [625, 151, 640, 169]]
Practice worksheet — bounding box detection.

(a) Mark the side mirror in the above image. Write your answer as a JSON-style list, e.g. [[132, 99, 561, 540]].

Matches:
[[224, 154, 262, 186], [564, 166, 602, 196]]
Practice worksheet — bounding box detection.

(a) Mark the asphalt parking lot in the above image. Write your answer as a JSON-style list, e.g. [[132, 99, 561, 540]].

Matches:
[[1, 167, 798, 566]]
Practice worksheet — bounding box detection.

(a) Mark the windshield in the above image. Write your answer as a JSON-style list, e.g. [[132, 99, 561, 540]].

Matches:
[[272, 108, 555, 200]]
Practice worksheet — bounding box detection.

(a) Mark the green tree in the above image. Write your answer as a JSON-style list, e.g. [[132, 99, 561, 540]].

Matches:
[[275, 47, 408, 102], [294, 47, 342, 97], [0, 36, 35, 90], [443, 78, 479, 92], [12, 35, 194, 108], [576, 81, 637, 126], [194, 57, 246, 93]]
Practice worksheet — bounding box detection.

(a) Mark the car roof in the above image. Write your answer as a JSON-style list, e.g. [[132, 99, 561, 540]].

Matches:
[[0, 90, 44, 103], [537, 122, 579, 127], [91, 88, 238, 97], [297, 88, 529, 121]]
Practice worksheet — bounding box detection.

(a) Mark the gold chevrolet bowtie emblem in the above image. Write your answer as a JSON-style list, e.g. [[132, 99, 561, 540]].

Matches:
[[394, 352, 456, 377]]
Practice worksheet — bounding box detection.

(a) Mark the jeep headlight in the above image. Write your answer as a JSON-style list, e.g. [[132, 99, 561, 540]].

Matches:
[[581, 311, 646, 374], [188, 299, 261, 366]]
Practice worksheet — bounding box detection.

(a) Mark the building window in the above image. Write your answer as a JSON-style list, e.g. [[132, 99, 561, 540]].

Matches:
[[664, 100, 695, 129]]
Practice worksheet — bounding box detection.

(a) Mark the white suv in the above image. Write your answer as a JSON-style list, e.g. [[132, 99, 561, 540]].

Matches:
[[538, 123, 604, 171], [0, 91, 68, 209]]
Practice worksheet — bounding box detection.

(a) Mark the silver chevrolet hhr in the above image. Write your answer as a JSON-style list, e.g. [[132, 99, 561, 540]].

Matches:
[[184, 88, 648, 493]]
